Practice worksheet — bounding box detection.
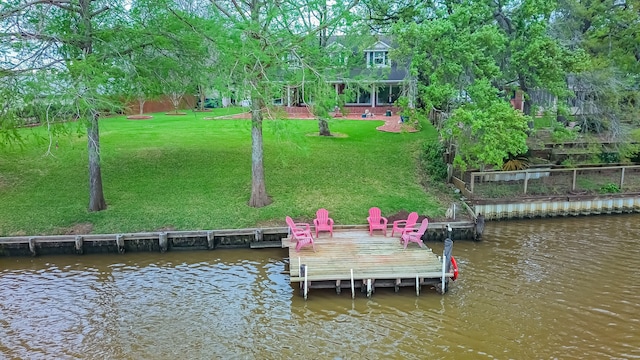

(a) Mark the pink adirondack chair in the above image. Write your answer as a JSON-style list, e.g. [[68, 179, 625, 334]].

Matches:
[[285, 216, 315, 252], [401, 218, 429, 249], [367, 207, 388, 236], [313, 208, 334, 237], [285, 216, 311, 236], [391, 212, 418, 237]]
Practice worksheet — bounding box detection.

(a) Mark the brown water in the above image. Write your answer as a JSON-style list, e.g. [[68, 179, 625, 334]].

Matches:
[[1, 215, 639, 359]]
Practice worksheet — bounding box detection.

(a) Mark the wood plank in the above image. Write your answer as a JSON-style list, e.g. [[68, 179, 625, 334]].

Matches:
[[249, 241, 282, 249]]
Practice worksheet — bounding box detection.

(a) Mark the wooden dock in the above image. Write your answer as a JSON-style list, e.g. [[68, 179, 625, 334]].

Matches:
[[283, 230, 455, 298]]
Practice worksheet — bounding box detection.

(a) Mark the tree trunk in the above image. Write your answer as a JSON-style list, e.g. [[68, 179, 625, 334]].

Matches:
[[170, 93, 182, 114], [87, 111, 107, 211], [318, 118, 331, 136], [198, 85, 206, 111], [79, 0, 105, 212], [248, 96, 272, 207], [138, 97, 145, 115]]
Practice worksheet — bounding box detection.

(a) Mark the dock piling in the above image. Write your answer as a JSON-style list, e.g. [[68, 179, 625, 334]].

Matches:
[[474, 214, 485, 241], [75, 236, 83, 255], [28, 237, 36, 257], [254, 229, 263, 242], [441, 232, 454, 294], [116, 234, 125, 254], [350, 269, 355, 299], [159, 232, 168, 253], [206, 231, 215, 249]]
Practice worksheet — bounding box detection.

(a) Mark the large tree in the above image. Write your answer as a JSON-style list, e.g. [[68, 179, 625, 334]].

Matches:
[[0, 0, 132, 211], [550, 0, 640, 136], [200, 0, 360, 207], [364, 0, 588, 169], [0, 0, 197, 211], [491, 0, 580, 119]]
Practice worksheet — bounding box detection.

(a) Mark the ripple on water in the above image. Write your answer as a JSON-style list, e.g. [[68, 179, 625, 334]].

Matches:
[[1, 217, 640, 359]]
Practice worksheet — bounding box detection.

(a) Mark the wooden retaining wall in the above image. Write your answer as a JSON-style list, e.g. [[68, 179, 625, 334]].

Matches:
[[0, 222, 478, 257]]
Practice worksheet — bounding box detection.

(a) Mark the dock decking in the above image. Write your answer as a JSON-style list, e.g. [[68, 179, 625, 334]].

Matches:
[[283, 230, 454, 297]]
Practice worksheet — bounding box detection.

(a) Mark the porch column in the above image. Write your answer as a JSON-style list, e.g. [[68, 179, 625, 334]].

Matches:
[[371, 84, 376, 108], [287, 86, 291, 107]]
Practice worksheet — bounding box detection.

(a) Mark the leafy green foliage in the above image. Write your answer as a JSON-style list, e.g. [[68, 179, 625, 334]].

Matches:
[[599, 151, 619, 164], [443, 80, 529, 171], [420, 141, 448, 181], [502, 154, 530, 171], [600, 183, 621, 194], [550, 121, 578, 142], [391, 5, 505, 111], [617, 141, 640, 163]]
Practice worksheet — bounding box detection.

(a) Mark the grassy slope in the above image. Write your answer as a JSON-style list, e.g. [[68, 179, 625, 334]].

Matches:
[[0, 109, 446, 236]]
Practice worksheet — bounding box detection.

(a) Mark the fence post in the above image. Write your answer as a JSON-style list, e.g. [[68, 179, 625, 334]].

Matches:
[[470, 173, 475, 194], [620, 167, 625, 190], [572, 169, 577, 191], [523, 171, 529, 194]]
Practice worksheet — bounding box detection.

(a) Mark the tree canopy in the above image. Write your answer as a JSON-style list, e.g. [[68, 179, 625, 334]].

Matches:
[[0, 0, 208, 211]]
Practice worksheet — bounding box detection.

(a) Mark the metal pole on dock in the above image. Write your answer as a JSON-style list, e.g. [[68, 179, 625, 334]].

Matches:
[[415, 275, 420, 296], [442, 229, 453, 295], [441, 253, 446, 295], [366, 279, 372, 298], [350, 269, 355, 299], [304, 265, 308, 300]]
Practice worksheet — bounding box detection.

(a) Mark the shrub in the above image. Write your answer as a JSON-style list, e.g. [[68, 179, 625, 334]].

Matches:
[[560, 158, 577, 168], [420, 141, 448, 181], [599, 151, 620, 164], [502, 153, 530, 171], [600, 183, 620, 194], [550, 120, 578, 142]]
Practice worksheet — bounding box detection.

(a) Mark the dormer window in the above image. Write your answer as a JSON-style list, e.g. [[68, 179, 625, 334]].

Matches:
[[365, 41, 391, 68], [369, 51, 388, 67]]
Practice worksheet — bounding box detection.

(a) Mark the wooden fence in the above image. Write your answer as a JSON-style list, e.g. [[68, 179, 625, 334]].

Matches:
[[458, 165, 640, 198]]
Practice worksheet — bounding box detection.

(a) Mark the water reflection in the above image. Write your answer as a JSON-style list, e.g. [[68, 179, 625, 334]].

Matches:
[[1, 215, 640, 359]]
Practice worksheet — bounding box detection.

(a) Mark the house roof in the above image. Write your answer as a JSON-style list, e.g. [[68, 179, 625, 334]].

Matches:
[[326, 35, 409, 83], [335, 67, 408, 82], [364, 41, 392, 52]]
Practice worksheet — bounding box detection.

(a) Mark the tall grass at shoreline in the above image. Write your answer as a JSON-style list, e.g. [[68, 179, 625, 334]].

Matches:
[[0, 109, 446, 236]]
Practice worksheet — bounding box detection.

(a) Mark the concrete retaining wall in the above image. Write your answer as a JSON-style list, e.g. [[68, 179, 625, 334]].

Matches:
[[473, 196, 640, 220]]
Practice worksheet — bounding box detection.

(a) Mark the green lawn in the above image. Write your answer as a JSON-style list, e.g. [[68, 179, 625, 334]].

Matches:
[[0, 109, 447, 236]]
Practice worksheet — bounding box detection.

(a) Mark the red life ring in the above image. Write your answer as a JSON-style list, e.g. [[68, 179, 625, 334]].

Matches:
[[450, 256, 459, 281]]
